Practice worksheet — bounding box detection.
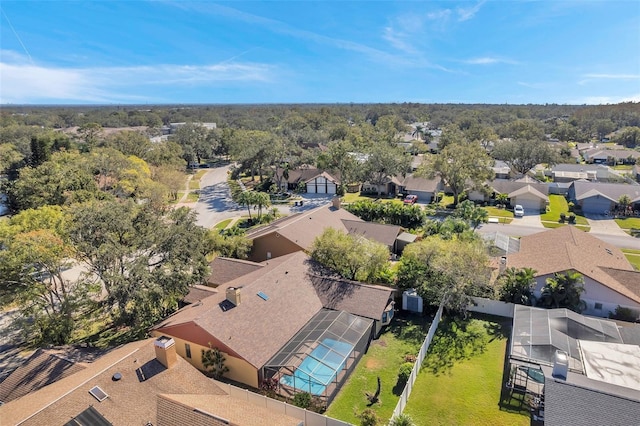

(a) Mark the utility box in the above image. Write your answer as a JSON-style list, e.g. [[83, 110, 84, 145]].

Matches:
[[402, 289, 423, 313]]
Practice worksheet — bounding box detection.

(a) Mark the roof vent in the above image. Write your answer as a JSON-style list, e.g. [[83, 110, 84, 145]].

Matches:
[[112, 372, 122, 381]]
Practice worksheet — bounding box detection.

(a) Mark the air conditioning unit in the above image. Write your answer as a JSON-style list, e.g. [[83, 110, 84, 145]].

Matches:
[[402, 289, 423, 313]]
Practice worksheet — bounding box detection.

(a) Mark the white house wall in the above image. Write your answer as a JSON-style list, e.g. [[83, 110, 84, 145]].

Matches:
[[532, 273, 640, 318]]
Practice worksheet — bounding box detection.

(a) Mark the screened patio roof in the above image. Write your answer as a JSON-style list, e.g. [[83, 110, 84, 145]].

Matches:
[[264, 309, 372, 371], [510, 305, 623, 372]]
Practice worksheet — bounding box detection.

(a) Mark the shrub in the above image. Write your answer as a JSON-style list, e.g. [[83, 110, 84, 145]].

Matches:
[[397, 362, 414, 384], [404, 354, 417, 363], [293, 391, 312, 409], [559, 212, 566, 223], [568, 201, 575, 212], [389, 413, 416, 426], [609, 306, 638, 322], [358, 408, 380, 426], [568, 214, 576, 224]]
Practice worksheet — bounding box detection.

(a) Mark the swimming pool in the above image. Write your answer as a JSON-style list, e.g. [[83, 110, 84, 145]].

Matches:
[[280, 338, 353, 396]]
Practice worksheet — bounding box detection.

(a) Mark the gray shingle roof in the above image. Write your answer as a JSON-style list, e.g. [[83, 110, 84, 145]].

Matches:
[[206, 257, 264, 287], [571, 181, 640, 202], [341, 219, 402, 248]]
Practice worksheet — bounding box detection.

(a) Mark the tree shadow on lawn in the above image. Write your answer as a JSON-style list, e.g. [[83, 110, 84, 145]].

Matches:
[[388, 311, 431, 347], [421, 315, 508, 376]]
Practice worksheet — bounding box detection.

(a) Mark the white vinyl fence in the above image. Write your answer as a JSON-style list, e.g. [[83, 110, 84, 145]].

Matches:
[[390, 300, 444, 420], [213, 381, 352, 426], [467, 297, 515, 318]]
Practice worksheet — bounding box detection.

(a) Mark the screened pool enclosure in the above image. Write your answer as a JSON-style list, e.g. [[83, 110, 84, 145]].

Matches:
[[263, 309, 373, 406]]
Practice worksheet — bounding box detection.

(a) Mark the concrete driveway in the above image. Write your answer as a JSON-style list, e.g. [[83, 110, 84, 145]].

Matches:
[[583, 213, 630, 237], [511, 212, 544, 228]]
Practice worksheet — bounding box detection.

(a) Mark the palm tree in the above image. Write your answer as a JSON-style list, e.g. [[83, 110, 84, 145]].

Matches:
[[537, 270, 586, 313], [237, 191, 257, 221], [412, 125, 425, 141], [498, 267, 537, 306], [495, 193, 508, 209], [389, 414, 416, 426], [252, 191, 271, 221]]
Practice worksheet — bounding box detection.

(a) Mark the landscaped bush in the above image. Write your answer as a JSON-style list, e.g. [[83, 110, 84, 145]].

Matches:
[[397, 362, 414, 385], [609, 305, 638, 322], [358, 408, 380, 426], [293, 391, 312, 409], [389, 413, 416, 426], [568, 214, 576, 224]]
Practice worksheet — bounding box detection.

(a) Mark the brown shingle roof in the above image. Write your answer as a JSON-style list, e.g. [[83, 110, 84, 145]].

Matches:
[[0, 349, 87, 403], [505, 226, 639, 304], [158, 393, 301, 426], [286, 168, 340, 185], [341, 219, 401, 248], [182, 284, 218, 304], [489, 179, 549, 196], [246, 204, 363, 251], [155, 252, 324, 368], [401, 175, 441, 193], [206, 257, 264, 287], [310, 275, 392, 320], [0, 339, 227, 426], [154, 252, 392, 369]]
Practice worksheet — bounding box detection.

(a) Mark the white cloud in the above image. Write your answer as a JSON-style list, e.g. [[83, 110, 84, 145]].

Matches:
[[427, 9, 452, 21], [457, 0, 486, 22], [569, 94, 640, 105], [464, 57, 518, 65], [517, 81, 547, 89], [0, 50, 274, 103], [583, 73, 640, 80]]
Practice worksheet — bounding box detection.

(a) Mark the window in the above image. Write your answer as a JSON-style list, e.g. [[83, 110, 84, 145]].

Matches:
[[185, 343, 192, 358], [594, 303, 603, 310]]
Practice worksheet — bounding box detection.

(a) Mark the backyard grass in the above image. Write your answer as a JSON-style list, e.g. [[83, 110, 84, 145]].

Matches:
[[213, 219, 233, 230], [622, 249, 640, 270], [403, 317, 529, 426], [325, 313, 429, 425], [541, 195, 588, 226]]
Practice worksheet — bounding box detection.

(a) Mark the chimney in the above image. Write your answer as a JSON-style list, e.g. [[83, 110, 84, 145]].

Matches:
[[226, 287, 241, 306], [552, 350, 569, 380], [332, 196, 341, 210], [154, 336, 177, 369]]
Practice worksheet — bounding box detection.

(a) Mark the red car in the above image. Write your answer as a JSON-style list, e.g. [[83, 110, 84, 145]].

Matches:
[[403, 194, 418, 204]]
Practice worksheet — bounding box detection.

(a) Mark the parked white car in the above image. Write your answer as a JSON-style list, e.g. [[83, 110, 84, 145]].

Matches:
[[514, 205, 525, 217]]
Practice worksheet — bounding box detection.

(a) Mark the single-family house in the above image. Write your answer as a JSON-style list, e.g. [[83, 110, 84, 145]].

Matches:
[[567, 181, 640, 214], [584, 148, 640, 165], [493, 160, 511, 179], [361, 175, 405, 196], [398, 174, 443, 203], [470, 179, 549, 212], [507, 305, 640, 425], [0, 337, 302, 426], [547, 163, 624, 183], [501, 226, 640, 318], [152, 251, 394, 405], [246, 200, 404, 261], [284, 167, 340, 194]]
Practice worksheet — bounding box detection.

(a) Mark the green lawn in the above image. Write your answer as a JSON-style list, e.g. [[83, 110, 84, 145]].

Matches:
[[484, 207, 514, 218], [185, 192, 199, 202], [214, 219, 233, 230], [342, 192, 399, 203], [622, 249, 640, 270], [612, 164, 634, 171], [614, 217, 640, 229], [325, 313, 429, 424], [403, 317, 529, 426], [541, 195, 588, 226], [189, 180, 201, 190]]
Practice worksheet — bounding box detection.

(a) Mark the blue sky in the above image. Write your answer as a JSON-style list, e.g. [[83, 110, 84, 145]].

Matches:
[[1, 1, 639, 105]]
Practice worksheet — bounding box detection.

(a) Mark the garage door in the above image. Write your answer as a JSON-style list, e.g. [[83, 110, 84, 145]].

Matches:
[[513, 196, 542, 212], [581, 197, 613, 214], [317, 181, 326, 193], [327, 183, 337, 194], [306, 183, 317, 193]]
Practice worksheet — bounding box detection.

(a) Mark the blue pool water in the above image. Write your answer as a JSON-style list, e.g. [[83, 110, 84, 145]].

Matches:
[[280, 338, 353, 396]]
